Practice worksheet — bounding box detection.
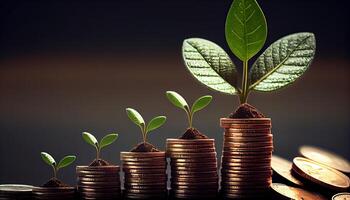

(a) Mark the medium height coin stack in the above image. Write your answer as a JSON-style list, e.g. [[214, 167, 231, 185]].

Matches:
[[220, 118, 273, 199], [166, 139, 218, 199], [121, 152, 167, 199]]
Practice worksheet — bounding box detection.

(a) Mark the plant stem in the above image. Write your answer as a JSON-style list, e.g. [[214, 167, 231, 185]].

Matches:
[[52, 165, 57, 179], [186, 110, 192, 128], [142, 126, 147, 143], [96, 147, 100, 160], [241, 60, 249, 104]]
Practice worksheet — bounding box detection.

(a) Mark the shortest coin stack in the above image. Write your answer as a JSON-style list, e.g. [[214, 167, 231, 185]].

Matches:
[[32, 186, 75, 200], [220, 118, 273, 199], [0, 184, 34, 200], [76, 166, 121, 199], [166, 139, 219, 199], [121, 152, 167, 199]]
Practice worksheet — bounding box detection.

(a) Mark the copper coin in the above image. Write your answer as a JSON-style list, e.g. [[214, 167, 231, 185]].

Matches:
[[220, 118, 271, 123], [222, 151, 272, 157], [122, 168, 165, 174], [167, 152, 217, 158], [170, 157, 217, 163], [120, 157, 165, 162], [122, 161, 166, 166], [166, 147, 216, 153], [223, 147, 273, 152], [171, 171, 218, 176], [122, 165, 166, 169], [272, 155, 304, 186], [166, 143, 214, 148], [166, 138, 214, 143], [120, 152, 165, 158], [300, 146, 350, 174], [332, 193, 350, 200], [271, 183, 326, 200], [292, 157, 350, 191], [224, 135, 273, 142]]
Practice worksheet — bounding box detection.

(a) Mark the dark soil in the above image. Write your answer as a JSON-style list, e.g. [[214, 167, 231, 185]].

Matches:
[[229, 103, 265, 118], [42, 178, 69, 187], [89, 159, 110, 166], [130, 142, 160, 152], [180, 128, 209, 139]]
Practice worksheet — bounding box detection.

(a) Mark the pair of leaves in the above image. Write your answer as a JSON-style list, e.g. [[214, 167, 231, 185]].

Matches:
[[182, 0, 316, 95], [41, 152, 76, 170], [126, 108, 166, 135], [82, 132, 118, 150], [183, 33, 316, 93], [166, 91, 212, 114]]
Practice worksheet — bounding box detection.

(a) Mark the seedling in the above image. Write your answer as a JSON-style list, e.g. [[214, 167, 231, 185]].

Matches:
[[166, 91, 212, 128], [182, 0, 316, 104], [40, 152, 76, 179], [126, 108, 166, 143], [82, 132, 118, 160]]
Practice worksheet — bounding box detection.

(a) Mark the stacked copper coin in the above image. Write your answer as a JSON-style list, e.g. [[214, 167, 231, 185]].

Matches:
[[220, 118, 273, 199], [121, 152, 167, 199], [76, 166, 121, 199], [166, 139, 218, 199], [0, 184, 34, 200], [32, 186, 76, 200]]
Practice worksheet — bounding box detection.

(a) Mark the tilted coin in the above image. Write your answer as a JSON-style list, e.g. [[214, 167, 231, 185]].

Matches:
[[0, 184, 34, 194], [272, 155, 304, 186], [300, 145, 350, 174], [332, 192, 350, 200], [292, 157, 350, 191], [271, 183, 326, 200]]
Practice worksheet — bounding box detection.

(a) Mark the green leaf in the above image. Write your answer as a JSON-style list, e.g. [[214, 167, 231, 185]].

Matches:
[[100, 133, 118, 149], [182, 38, 238, 95], [82, 132, 98, 148], [166, 91, 189, 111], [225, 0, 267, 61], [126, 108, 145, 127], [41, 152, 56, 166], [191, 95, 213, 114], [249, 32, 316, 91], [146, 116, 166, 133], [57, 155, 76, 170]]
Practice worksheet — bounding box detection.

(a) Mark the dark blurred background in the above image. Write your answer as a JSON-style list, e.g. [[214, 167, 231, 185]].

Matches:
[[0, 0, 349, 185]]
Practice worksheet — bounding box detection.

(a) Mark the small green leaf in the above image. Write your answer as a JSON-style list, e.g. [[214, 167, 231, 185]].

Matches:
[[249, 32, 316, 91], [126, 108, 145, 127], [191, 95, 213, 114], [225, 0, 267, 61], [146, 116, 167, 133], [100, 133, 118, 149], [166, 91, 189, 111], [182, 38, 238, 95], [41, 152, 56, 166], [82, 132, 98, 148], [57, 155, 76, 170]]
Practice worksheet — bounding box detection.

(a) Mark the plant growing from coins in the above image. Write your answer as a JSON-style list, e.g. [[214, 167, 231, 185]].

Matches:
[[126, 108, 166, 143], [82, 132, 118, 160], [182, 0, 316, 104], [40, 152, 76, 179], [166, 91, 212, 128]]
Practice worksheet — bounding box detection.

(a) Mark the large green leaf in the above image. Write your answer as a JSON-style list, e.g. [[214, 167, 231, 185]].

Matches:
[[249, 32, 316, 91], [146, 116, 166, 133], [182, 38, 238, 95], [57, 155, 76, 170], [225, 0, 267, 61], [41, 152, 56, 166]]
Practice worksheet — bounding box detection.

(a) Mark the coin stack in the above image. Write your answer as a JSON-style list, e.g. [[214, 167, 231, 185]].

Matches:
[[0, 184, 34, 200], [76, 165, 121, 199], [121, 152, 167, 199], [166, 139, 218, 199], [32, 186, 76, 200], [220, 118, 273, 199], [271, 183, 326, 200]]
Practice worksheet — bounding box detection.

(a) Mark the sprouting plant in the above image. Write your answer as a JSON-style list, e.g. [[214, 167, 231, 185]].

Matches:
[[182, 0, 316, 104], [166, 91, 212, 129], [40, 152, 76, 179], [126, 108, 166, 143], [82, 132, 118, 160]]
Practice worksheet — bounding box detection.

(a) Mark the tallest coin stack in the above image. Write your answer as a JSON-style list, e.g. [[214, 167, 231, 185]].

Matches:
[[220, 118, 273, 199]]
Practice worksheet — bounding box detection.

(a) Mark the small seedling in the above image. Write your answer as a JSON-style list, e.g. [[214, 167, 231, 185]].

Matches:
[[40, 152, 76, 179], [82, 132, 118, 160], [182, 0, 316, 104], [166, 91, 212, 128], [126, 108, 166, 143]]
